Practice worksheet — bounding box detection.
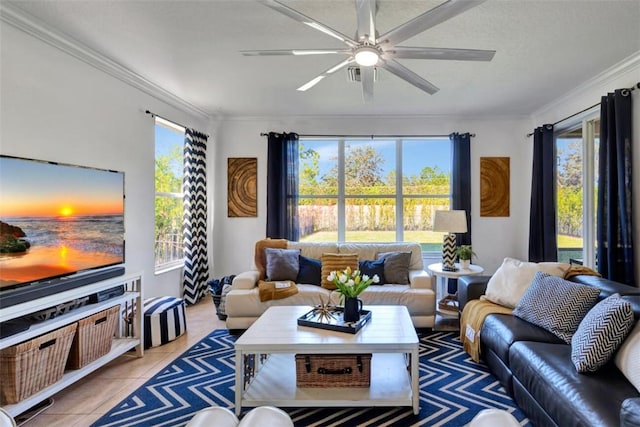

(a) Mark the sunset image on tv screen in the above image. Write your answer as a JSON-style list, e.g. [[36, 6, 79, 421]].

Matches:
[[0, 156, 125, 289]]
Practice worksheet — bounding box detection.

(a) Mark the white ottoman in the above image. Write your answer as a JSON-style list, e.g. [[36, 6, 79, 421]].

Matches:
[[468, 409, 521, 427], [143, 296, 187, 349]]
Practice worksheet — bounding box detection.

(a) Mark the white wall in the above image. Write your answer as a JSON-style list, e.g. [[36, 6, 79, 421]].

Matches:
[[1, 24, 209, 298], [531, 53, 640, 280], [213, 115, 531, 277]]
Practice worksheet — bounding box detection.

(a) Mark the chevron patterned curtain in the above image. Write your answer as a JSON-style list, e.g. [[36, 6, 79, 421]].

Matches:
[[182, 128, 210, 304]]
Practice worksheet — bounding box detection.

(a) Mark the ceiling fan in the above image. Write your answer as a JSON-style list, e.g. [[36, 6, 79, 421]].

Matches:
[[241, 0, 496, 102]]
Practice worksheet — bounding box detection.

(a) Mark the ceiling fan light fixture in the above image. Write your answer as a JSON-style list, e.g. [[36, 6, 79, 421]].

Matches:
[[354, 46, 379, 67]]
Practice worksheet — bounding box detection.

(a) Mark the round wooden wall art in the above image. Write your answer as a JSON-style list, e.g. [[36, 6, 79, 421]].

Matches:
[[480, 157, 510, 217], [228, 157, 257, 217]]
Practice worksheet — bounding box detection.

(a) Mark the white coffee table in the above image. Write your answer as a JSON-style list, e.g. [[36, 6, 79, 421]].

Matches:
[[234, 305, 420, 416]]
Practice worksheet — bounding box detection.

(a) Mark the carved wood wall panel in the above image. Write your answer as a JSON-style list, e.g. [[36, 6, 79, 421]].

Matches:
[[480, 157, 510, 217], [228, 157, 257, 217]]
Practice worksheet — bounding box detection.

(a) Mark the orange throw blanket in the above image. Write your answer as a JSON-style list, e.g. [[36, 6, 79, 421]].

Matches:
[[564, 265, 601, 279], [460, 299, 513, 362], [258, 280, 298, 302]]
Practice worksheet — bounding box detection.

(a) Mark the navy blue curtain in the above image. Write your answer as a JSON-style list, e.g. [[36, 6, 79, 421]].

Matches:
[[597, 89, 635, 286], [528, 124, 557, 262], [448, 132, 471, 294], [266, 132, 300, 240], [450, 132, 472, 246]]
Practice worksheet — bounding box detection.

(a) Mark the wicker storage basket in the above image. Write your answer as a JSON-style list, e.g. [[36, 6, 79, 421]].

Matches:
[[66, 305, 120, 369], [295, 354, 371, 387], [0, 323, 77, 404]]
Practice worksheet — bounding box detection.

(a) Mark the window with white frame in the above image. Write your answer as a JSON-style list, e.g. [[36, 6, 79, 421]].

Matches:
[[154, 117, 185, 269], [297, 137, 452, 251], [555, 114, 600, 266]]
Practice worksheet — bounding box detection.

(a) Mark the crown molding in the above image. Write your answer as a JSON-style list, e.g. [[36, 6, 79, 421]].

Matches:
[[220, 113, 530, 122], [1, 2, 211, 120], [533, 51, 640, 118]]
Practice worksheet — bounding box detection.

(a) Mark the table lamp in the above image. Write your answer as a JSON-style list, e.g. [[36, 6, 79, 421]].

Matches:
[[433, 210, 468, 271]]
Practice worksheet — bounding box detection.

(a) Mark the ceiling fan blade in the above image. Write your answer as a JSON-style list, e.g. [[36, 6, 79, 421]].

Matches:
[[356, 0, 376, 44], [388, 46, 495, 61], [297, 58, 355, 91], [360, 66, 375, 102], [258, 0, 357, 47], [241, 48, 352, 56], [378, 0, 487, 47], [380, 59, 439, 94]]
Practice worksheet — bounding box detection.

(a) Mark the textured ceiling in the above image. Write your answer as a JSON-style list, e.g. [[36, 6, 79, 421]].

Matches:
[[5, 0, 640, 118]]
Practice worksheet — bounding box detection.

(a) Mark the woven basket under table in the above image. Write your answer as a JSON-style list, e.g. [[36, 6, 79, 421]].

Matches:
[[67, 305, 120, 369], [0, 322, 77, 404], [295, 354, 372, 387]]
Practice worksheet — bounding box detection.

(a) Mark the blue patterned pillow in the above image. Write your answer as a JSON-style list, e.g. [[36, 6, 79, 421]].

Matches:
[[358, 259, 386, 285], [513, 271, 600, 343], [296, 255, 322, 286], [571, 294, 634, 373]]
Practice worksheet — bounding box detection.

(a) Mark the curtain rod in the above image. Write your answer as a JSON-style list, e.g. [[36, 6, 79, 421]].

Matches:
[[145, 110, 210, 137], [260, 132, 475, 138], [526, 82, 639, 137]]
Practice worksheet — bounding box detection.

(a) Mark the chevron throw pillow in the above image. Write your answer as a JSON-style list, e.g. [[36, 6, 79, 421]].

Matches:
[[571, 294, 634, 373], [514, 271, 600, 343]]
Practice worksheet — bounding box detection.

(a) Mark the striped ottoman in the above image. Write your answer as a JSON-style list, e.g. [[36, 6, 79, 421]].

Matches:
[[143, 296, 187, 349]]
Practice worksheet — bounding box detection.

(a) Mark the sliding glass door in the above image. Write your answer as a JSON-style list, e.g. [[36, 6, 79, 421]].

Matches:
[[555, 116, 599, 267]]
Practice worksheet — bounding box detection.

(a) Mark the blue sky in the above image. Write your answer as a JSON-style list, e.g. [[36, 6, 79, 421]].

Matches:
[[301, 138, 452, 178]]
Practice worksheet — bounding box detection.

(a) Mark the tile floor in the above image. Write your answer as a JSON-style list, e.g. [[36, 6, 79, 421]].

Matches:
[[18, 297, 224, 427]]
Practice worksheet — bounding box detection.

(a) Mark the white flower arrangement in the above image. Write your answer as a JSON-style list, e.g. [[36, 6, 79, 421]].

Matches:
[[327, 266, 380, 298]]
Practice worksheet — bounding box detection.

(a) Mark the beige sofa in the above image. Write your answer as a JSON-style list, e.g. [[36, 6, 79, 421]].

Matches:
[[225, 241, 436, 329]]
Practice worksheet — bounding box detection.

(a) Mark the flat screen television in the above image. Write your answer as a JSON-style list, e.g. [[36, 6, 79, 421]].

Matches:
[[0, 155, 125, 308]]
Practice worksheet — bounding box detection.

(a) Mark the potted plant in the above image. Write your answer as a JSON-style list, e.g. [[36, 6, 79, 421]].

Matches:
[[456, 245, 476, 269]]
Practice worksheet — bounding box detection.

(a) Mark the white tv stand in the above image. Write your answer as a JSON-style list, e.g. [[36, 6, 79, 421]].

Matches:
[[0, 271, 143, 417]]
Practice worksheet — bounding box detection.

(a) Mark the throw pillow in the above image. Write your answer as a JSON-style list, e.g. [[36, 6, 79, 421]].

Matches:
[[358, 259, 385, 285], [264, 248, 300, 281], [571, 294, 634, 373], [296, 255, 322, 286], [376, 251, 411, 284], [320, 253, 359, 290], [615, 319, 640, 393], [485, 257, 571, 308], [513, 271, 600, 343], [254, 238, 288, 280]]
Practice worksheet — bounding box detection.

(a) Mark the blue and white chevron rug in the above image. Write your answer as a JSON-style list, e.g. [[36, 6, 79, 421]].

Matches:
[[92, 330, 530, 427]]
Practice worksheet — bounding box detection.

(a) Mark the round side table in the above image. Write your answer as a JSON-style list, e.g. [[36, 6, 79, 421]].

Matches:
[[428, 262, 484, 330]]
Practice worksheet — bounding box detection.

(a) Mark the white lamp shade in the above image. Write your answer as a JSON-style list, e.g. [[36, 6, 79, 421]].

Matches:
[[433, 210, 468, 233]]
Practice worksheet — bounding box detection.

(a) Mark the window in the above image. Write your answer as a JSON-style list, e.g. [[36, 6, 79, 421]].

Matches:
[[555, 115, 600, 266], [297, 137, 452, 251], [154, 118, 185, 269]]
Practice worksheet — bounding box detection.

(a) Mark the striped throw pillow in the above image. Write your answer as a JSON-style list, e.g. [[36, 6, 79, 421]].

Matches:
[[320, 253, 358, 290]]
